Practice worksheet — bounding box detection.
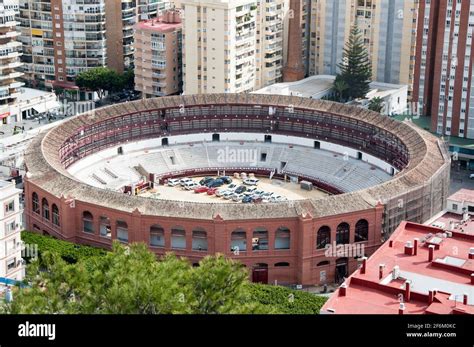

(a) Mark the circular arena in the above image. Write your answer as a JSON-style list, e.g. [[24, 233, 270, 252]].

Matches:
[[24, 94, 451, 285]]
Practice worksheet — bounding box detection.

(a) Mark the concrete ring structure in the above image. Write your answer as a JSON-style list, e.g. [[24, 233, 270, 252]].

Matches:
[[24, 94, 451, 285]]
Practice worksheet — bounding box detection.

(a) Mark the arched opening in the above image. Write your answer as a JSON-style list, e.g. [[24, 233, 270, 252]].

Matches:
[[99, 216, 111, 238], [335, 257, 349, 284], [117, 220, 128, 243], [32, 193, 39, 214], [252, 263, 268, 284], [336, 222, 350, 245], [150, 224, 165, 247], [354, 219, 369, 242], [316, 261, 330, 267], [231, 228, 246, 252], [274, 262, 290, 267], [42, 198, 49, 220], [171, 226, 186, 249], [52, 204, 60, 226], [192, 228, 207, 251], [274, 227, 290, 250], [316, 225, 331, 249], [252, 227, 268, 251], [82, 211, 94, 233]]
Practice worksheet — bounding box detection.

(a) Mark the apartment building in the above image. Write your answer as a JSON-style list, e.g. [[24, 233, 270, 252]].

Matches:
[[134, 9, 182, 97], [413, 0, 474, 139], [0, 180, 24, 282], [106, 0, 169, 73], [18, 0, 167, 90], [181, 0, 289, 94], [309, 0, 418, 90], [0, 0, 24, 125]]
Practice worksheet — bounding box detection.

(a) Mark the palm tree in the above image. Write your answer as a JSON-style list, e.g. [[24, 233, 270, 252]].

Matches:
[[333, 78, 349, 102], [368, 97, 385, 113]]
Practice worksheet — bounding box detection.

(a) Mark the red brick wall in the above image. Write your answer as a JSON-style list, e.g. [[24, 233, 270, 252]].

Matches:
[[24, 177, 383, 286]]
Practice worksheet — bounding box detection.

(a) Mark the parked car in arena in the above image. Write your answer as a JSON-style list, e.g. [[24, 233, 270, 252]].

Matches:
[[208, 179, 225, 188], [167, 178, 180, 187], [199, 177, 214, 186], [243, 178, 259, 186], [235, 185, 247, 194], [180, 177, 192, 186], [216, 188, 228, 197], [220, 176, 233, 184], [207, 187, 218, 195], [242, 196, 253, 203], [232, 193, 245, 202], [194, 186, 209, 193], [223, 191, 234, 199], [184, 181, 200, 190]]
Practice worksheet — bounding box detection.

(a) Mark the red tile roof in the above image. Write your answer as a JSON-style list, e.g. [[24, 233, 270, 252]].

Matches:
[[321, 221, 474, 314]]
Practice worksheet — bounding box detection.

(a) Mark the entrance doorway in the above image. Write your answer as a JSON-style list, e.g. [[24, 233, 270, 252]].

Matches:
[[252, 263, 268, 284], [335, 257, 348, 283]]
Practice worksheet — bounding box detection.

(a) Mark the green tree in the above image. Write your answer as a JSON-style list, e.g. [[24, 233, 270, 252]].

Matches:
[[333, 79, 349, 103], [2, 243, 273, 314], [75, 67, 122, 100], [368, 97, 385, 113], [333, 25, 372, 101], [121, 69, 135, 90]]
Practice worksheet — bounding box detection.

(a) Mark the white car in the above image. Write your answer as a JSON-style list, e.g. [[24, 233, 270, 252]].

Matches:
[[470, 174, 474, 179], [243, 178, 260, 186], [167, 178, 180, 187], [223, 191, 234, 199], [184, 182, 200, 190], [232, 193, 244, 202], [216, 189, 228, 197], [180, 177, 192, 186]]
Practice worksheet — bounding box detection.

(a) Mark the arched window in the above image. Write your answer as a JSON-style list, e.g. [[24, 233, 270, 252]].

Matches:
[[252, 227, 268, 251], [83, 211, 94, 233], [274, 262, 290, 267], [117, 220, 128, 242], [100, 216, 111, 238], [231, 229, 246, 252], [192, 228, 207, 251], [316, 260, 330, 267], [316, 226, 331, 249], [32, 193, 39, 214], [42, 198, 49, 220], [336, 222, 350, 245], [150, 224, 165, 247], [355, 219, 369, 242], [274, 227, 290, 250], [171, 226, 186, 249], [52, 204, 60, 226]]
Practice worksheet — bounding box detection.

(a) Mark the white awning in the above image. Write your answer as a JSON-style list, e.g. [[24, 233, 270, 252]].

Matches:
[[32, 103, 47, 114]]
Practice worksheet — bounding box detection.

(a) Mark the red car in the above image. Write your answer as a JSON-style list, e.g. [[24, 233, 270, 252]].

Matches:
[[194, 186, 209, 193], [207, 188, 218, 195]]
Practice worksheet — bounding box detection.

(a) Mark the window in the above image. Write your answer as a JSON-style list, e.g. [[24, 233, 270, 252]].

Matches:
[[192, 228, 208, 251], [150, 224, 165, 247], [231, 229, 246, 252], [42, 198, 49, 220], [32, 193, 39, 214], [82, 211, 94, 233], [274, 262, 290, 267], [336, 222, 350, 245], [5, 220, 16, 235], [117, 221, 128, 242], [354, 219, 369, 242], [316, 226, 331, 249], [100, 217, 111, 238], [52, 204, 60, 226], [452, 203, 458, 211], [171, 226, 186, 249], [274, 227, 290, 250], [6, 257, 16, 271], [253, 227, 269, 250], [4, 200, 14, 214]]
